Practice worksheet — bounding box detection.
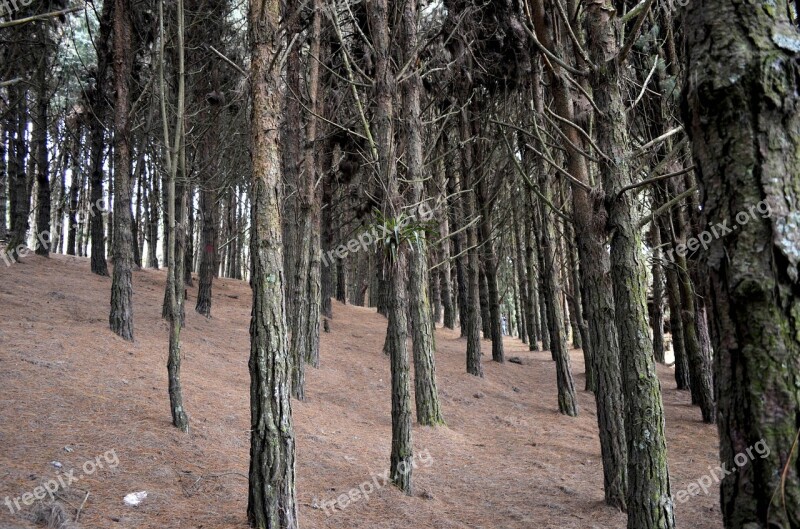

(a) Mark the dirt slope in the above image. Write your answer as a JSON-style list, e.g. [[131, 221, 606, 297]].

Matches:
[[0, 253, 721, 528]]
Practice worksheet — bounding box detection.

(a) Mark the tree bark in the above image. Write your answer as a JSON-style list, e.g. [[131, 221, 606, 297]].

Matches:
[[109, 0, 135, 342], [684, 1, 800, 525], [586, 3, 673, 525], [530, 0, 626, 509], [247, 0, 297, 525], [402, 0, 444, 426]]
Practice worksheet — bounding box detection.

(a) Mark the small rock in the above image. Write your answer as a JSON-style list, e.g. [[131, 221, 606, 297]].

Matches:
[[123, 491, 148, 506], [512, 386, 521, 393], [473, 392, 484, 399], [421, 490, 434, 500], [51, 461, 62, 469], [508, 357, 525, 365], [64, 446, 73, 453], [558, 485, 576, 496]]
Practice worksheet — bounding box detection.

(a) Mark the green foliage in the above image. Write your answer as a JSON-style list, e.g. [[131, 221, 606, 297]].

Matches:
[[371, 208, 438, 264]]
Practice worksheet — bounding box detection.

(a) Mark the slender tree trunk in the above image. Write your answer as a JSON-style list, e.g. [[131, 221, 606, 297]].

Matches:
[[402, 0, 444, 425], [474, 134, 504, 362], [524, 218, 540, 351], [530, 1, 626, 509], [88, 0, 112, 275], [650, 221, 666, 364], [66, 127, 81, 256], [536, 168, 578, 416], [585, 4, 673, 526], [34, 42, 50, 257], [684, 2, 800, 525], [661, 232, 691, 390], [7, 83, 30, 253], [459, 108, 483, 378], [290, 0, 323, 398], [109, 0, 135, 342], [436, 140, 456, 330], [567, 220, 593, 392], [446, 143, 468, 336]]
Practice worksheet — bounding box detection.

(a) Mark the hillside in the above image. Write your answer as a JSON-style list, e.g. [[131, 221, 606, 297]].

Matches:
[[0, 254, 721, 528]]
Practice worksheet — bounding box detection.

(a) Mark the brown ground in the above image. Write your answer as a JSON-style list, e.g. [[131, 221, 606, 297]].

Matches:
[[0, 252, 722, 528]]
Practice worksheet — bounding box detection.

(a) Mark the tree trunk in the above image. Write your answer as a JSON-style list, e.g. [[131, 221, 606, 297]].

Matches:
[[524, 218, 540, 351], [536, 168, 578, 417], [88, 0, 112, 275], [109, 0, 135, 342], [530, 0, 626, 509], [459, 108, 483, 378], [247, 0, 298, 526], [650, 221, 666, 364], [34, 40, 50, 257], [290, 0, 323, 398], [7, 83, 30, 253], [402, 0, 444, 426], [436, 142, 456, 330], [585, 3, 673, 525], [684, 2, 800, 525]]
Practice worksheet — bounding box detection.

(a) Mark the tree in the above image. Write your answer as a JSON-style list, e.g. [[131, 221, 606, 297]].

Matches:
[[109, 0, 135, 342], [684, 1, 800, 526], [87, 0, 113, 276], [402, 0, 444, 426], [247, 0, 297, 525], [585, 2, 673, 525]]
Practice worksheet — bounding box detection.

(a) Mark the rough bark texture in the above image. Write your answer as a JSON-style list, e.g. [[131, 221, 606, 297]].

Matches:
[[684, 1, 800, 526], [403, 0, 444, 426], [536, 172, 578, 417], [530, 0, 627, 509], [460, 110, 483, 378], [586, 3, 673, 526], [109, 0, 135, 342], [247, 0, 298, 526], [6, 83, 30, 253], [367, 0, 414, 494], [290, 0, 323, 399]]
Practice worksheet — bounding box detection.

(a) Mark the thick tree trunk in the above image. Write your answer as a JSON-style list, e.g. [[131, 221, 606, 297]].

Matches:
[[195, 186, 218, 316], [684, 2, 800, 526], [247, 0, 298, 526], [109, 0, 135, 342]]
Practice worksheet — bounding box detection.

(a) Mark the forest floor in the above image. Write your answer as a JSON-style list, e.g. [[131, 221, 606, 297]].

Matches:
[[0, 252, 722, 529]]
